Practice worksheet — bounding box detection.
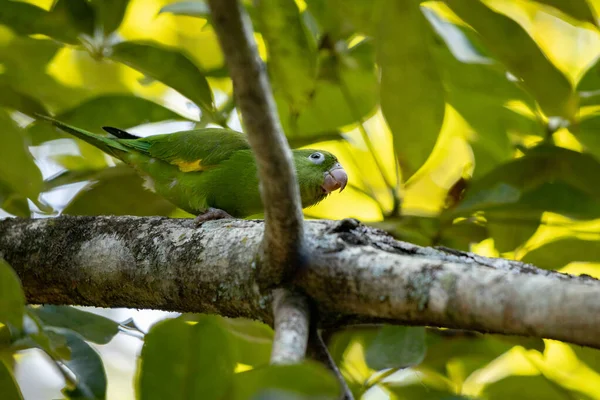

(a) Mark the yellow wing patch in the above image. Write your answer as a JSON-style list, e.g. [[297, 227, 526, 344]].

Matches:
[[172, 159, 206, 172]]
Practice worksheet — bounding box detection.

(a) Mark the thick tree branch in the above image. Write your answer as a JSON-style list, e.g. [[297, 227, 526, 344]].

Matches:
[[270, 289, 310, 364], [207, 0, 305, 282], [1, 216, 599, 348]]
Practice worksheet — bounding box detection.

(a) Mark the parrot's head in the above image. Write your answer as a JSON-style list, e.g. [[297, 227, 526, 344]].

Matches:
[[292, 149, 348, 207]]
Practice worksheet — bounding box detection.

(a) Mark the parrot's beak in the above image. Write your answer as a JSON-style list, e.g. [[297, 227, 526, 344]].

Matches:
[[322, 163, 348, 194]]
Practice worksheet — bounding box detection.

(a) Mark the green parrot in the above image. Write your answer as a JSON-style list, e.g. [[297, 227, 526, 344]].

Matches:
[[38, 116, 348, 222]]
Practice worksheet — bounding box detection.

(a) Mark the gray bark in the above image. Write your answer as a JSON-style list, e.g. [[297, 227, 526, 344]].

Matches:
[[1, 216, 599, 349]]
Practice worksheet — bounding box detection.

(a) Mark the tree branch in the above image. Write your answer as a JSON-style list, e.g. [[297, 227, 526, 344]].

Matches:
[[270, 289, 310, 364], [2, 216, 599, 349], [206, 0, 305, 283]]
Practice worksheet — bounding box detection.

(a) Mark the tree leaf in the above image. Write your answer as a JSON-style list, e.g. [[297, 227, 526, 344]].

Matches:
[[482, 375, 584, 400], [28, 94, 188, 145], [376, 0, 445, 178], [522, 238, 600, 270], [0, 83, 48, 117], [573, 113, 600, 160], [158, 1, 210, 18], [0, 111, 42, 200], [536, 0, 597, 26], [365, 326, 426, 370], [486, 211, 541, 252], [138, 315, 236, 400], [110, 41, 215, 113], [0, 1, 80, 44], [55, 329, 107, 400], [446, 0, 577, 120], [31, 306, 120, 345], [453, 145, 600, 220], [0, 359, 23, 400], [53, 0, 96, 37], [91, 0, 130, 35], [62, 166, 176, 216], [276, 39, 377, 137], [258, 0, 317, 114], [223, 318, 273, 367], [0, 259, 24, 331], [231, 362, 340, 400]]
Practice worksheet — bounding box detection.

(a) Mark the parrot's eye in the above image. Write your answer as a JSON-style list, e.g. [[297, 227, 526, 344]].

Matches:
[[308, 152, 325, 164]]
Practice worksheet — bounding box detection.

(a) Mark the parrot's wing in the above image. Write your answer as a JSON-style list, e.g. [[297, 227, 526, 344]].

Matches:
[[119, 128, 250, 172]]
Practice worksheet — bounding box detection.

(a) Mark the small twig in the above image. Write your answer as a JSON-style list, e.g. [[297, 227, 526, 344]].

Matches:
[[270, 289, 310, 364], [307, 324, 355, 400]]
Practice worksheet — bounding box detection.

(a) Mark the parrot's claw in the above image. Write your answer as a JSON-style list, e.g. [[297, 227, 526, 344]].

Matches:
[[194, 207, 235, 226]]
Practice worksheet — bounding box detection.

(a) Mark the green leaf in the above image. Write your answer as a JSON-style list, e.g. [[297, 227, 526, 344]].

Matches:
[[258, 0, 317, 114], [158, 1, 210, 18], [62, 166, 176, 216], [482, 375, 584, 400], [91, 0, 130, 35], [138, 316, 236, 400], [0, 83, 48, 117], [31, 306, 120, 345], [0, 1, 80, 44], [110, 41, 215, 113], [536, 0, 597, 25], [365, 326, 426, 370], [304, 0, 354, 41], [384, 382, 465, 400], [453, 145, 600, 220], [446, 0, 577, 120], [0, 105, 42, 201], [522, 238, 600, 270], [377, 0, 445, 178], [231, 362, 340, 400], [0, 259, 24, 331], [0, 182, 30, 218], [53, 0, 96, 37], [28, 94, 187, 145], [425, 6, 543, 178], [277, 39, 377, 137], [0, 359, 23, 400], [574, 113, 600, 160], [223, 318, 273, 367], [486, 211, 541, 252], [56, 329, 107, 400]]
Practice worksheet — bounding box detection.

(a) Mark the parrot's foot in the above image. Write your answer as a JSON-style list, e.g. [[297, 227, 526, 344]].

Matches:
[[195, 208, 234, 226]]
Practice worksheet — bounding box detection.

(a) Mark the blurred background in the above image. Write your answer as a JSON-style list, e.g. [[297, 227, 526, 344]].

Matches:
[[1, 0, 600, 398]]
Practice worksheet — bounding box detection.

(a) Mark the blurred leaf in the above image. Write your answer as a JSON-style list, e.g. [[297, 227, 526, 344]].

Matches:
[[138, 315, 236, 400], [12, 312, 71, 360], [425, 6, 542, 178], [91, 0, 130, 35], [486, 211, 541, 252], [384, 383, 465, 400], [223, 318, 273, 367], [258, 0, 316, 115], [536, 0, 597, 25], [62, 166, 175, 216], [110, 41, 215, 113], [482, 375, 582, 400], [0, 359, 23, 400], [55, 329, 107, 400], [53, 0, 96, 37], [438, 219, 488, 251], [0, 83, 48, 117], [370, 216, 440, 247], [277, 40, 377, 137], [447, 0, 577, 120], [29, 94, 187, 144], [0, 110, 42, 200], [522, 238, 600, 270], [287, 131, 344, 148], [573, 113, 600, 160], [454, 145, 600, 220], [365, 326, 426, 370], [0, 259, 24, 331], [0, 1, 79, 44], [570, 345, 600, 374], [304, 0, 354, 41], [231, 362, 340, 400], [0, 182, 30, 217], [377, 0, 445, 178], [31, 306, 119, 345], [158, 1, 210, 18]]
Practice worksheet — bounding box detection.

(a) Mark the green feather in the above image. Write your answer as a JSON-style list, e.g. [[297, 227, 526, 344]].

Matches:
[[39, 116, 344, 218]]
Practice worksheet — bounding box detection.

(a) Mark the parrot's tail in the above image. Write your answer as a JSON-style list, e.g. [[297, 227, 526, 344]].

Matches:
[[35, 115, 130, 160]]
